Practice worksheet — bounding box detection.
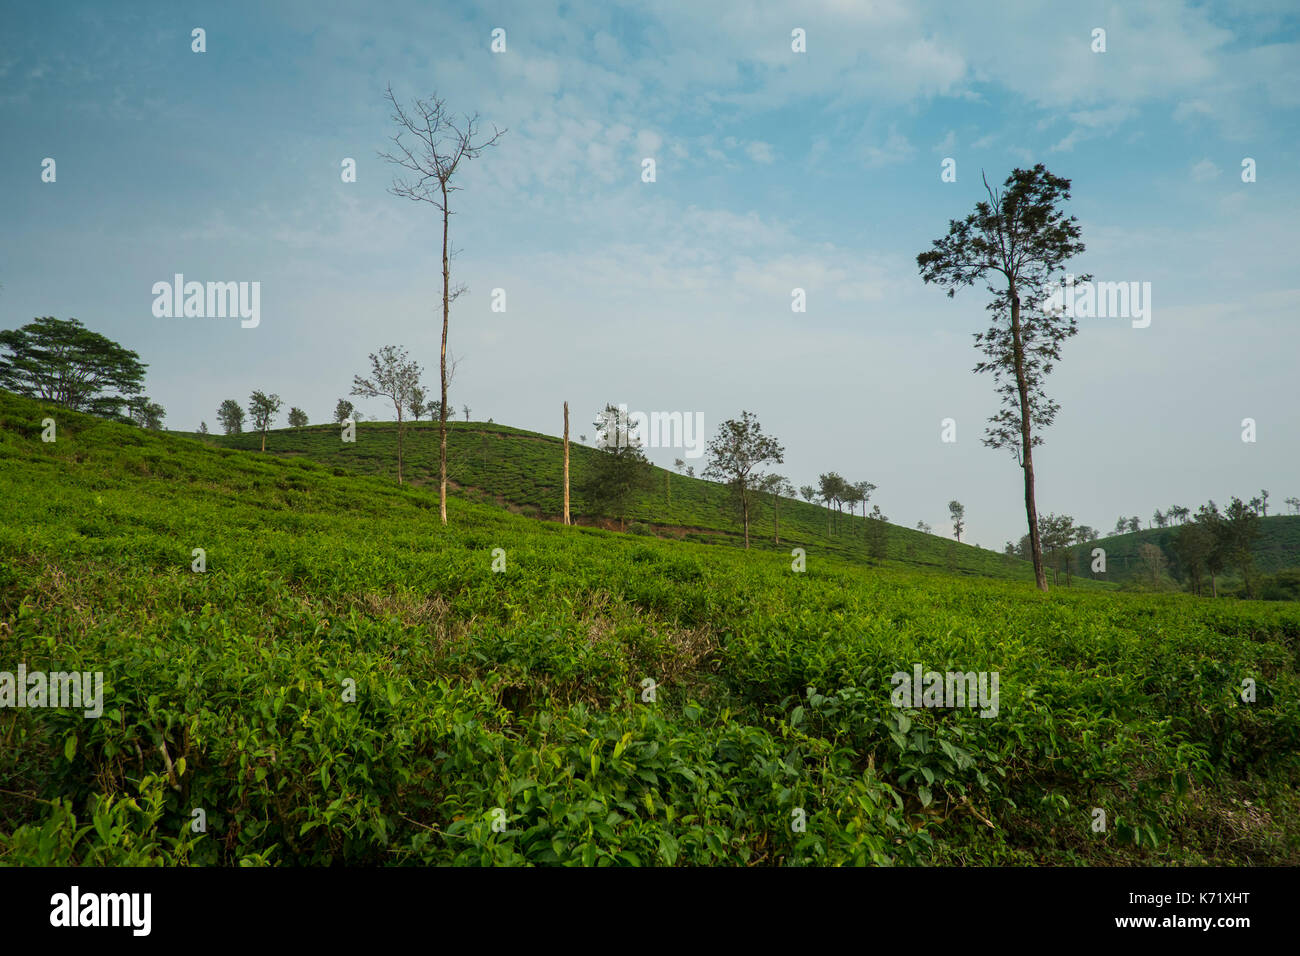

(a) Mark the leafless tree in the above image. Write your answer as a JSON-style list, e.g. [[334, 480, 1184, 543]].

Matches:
[[380, 84, 505, 523]]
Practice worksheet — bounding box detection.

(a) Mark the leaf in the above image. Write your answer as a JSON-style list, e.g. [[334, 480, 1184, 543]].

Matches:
[[64, 735, 77, 762], [918, 786, 933, 808], [659, 833, 679, 865]]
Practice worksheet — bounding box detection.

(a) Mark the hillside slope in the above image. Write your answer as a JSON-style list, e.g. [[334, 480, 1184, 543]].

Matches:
[[1067, 518, 1300, 592], [200, 418, 1050, 583], [3, 389, 1299, 866]]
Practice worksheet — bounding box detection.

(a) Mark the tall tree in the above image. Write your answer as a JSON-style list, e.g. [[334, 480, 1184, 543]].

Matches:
[[852, 480, 877, 539], [351, 345, 423, 485], [703, 411, 785, 549], [817, 472, 846, 535], [0, 316, 147, 419], [217, 399, 245, 435], [799, 485, 817, 504], [948, 500, 966, 543], [380, 85, 504, 525], [334, 399, 355, 425], [918, 165, 1087, 592], [563, 401, 571, 526], [841, 481, 863, 530], [248, 391, 282, 452], [288, 407, 308, 428]]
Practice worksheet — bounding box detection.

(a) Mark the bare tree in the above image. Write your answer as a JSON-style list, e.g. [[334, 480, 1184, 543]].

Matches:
[[563, 401, 571, 526], [351, 345, 423, 485], [380, 85, 504, 524]]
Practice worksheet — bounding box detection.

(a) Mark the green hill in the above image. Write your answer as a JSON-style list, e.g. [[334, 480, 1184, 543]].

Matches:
[[1066, 519, 1300, 595], [198, 417, 1049, 583], [3, 389, 1299, 866]]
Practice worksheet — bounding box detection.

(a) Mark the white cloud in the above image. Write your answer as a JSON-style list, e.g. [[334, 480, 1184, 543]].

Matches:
[[862, 129, 914, 167]]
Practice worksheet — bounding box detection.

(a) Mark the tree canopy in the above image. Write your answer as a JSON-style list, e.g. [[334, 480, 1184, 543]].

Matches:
[[0, 317, 147, 420]]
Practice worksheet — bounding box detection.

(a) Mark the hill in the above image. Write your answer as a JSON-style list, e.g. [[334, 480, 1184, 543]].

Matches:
[[199, 417, 1054, 584], [1065, 519, 1300, 595], [2, 389, 1298, 866]]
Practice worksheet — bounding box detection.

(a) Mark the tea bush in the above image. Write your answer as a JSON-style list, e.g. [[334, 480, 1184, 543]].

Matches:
[[2, 391, 1298, 865]]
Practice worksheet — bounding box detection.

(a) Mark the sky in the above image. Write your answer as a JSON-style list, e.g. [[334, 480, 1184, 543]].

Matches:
[[2, 0, 1298, 548]]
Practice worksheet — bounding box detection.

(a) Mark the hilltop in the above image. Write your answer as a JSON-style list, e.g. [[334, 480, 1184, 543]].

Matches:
[[2, 388, 1299, 866]]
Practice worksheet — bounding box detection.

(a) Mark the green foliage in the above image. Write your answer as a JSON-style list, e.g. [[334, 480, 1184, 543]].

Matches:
[[4, 388, 1297, 865], [576, 405, 655, 530], [0, 317, 147, 420], [217, 399, 245, 435]]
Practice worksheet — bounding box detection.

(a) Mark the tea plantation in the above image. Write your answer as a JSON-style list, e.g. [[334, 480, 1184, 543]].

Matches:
[[2, 390, 1298, 865], [205, 417, 1052, 581]]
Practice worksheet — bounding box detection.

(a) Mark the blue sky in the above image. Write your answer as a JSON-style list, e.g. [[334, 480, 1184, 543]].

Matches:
[[2, 0, 1298, 546]]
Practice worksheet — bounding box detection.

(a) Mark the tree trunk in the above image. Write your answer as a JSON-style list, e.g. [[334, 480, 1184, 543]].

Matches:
[[743, 494, 750, 548], [438, 181, 450, 524], [1010, 288, 1048, 591], [773, 493, 779, 544], [397, 412, 404, 484], [261, 429, 266, 452], [562, 401, 571, 525]]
